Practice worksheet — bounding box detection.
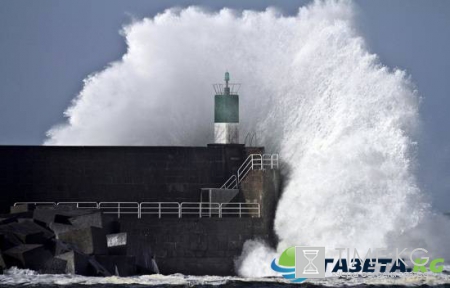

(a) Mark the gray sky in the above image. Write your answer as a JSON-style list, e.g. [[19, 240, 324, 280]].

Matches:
[[0, 0, 449, 211]]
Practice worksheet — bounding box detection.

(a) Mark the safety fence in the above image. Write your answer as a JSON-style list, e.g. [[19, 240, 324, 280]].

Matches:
[[221, 153, 279, 189], [13, 201, 260, 219]]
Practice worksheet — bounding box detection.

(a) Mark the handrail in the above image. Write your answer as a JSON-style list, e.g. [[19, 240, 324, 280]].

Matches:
[[140, 202, 180, 219], [98, 202, 139, 219], [180, 202, 220, 218], [14, 202, 56, 206], [220, 203, 260, 218], [57, 202, 99, 209], [262, 154, 278, 169], [219, 153, 278, 189], [13, 201, 261, 219], [220, 175, 237, 189]]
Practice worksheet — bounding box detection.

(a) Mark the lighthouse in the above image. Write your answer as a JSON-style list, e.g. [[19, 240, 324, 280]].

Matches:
[[213, 72, 240, 144]]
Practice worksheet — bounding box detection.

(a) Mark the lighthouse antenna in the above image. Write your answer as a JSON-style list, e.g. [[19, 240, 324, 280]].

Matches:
[[225, 71, 230, 88], [224, 71, 231, 95]]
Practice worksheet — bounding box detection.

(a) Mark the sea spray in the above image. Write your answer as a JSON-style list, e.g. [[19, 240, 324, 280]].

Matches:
[[45, 0, 446, 277]]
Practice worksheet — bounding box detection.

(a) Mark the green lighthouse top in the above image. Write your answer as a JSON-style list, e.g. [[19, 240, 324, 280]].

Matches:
[[212, 71, 240, 96]]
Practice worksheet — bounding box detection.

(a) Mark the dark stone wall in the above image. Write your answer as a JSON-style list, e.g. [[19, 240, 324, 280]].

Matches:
[[0, 145, 247, 213], [120, 217, 269, 276]]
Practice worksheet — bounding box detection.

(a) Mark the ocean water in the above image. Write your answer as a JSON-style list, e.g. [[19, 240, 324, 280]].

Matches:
[[2, 267, 450, 287]]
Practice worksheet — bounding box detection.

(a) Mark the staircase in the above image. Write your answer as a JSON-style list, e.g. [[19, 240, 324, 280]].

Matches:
[[220, 154, 279, 189]]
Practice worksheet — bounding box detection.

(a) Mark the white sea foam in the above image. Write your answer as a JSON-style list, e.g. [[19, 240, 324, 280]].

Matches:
[[1, 267, 450, 286], [44, 0, 450, 280]]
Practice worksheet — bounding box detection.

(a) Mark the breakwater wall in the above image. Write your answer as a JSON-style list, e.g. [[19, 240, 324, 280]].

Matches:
[[0, 145, 280, 275]]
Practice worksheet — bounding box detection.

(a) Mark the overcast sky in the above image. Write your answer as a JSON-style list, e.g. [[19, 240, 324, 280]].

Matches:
[[0, 0, 449, 211]]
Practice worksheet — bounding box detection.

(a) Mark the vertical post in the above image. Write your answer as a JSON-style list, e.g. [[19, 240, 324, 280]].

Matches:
[[118, 202, 121, 219], [159, 202, 161, 219], [239, 203, 242, 218], [179, 203, 182, 218], [199, 203, 202, 218], [219, 204, 222, 218], [258, 204, 261, 218], [209, 189, 212, 218], [138, 203, 141, 219]]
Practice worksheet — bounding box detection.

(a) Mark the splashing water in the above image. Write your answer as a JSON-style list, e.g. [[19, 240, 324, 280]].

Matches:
[[45, 0, 450, 277]]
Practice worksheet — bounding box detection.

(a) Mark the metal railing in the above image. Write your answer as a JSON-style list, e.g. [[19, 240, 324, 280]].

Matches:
[[13, 201, 260, 219], [140, 202, 180, 219], [57, 202, 99, 209], [14, 202, 56, 207], [180, 202, 221, 218], [219, 153, 279, 189], [220, 175, 237, 189], [98, 202, 139, 219], [262, 154, 279, 169], [221, 203, 260, 218]]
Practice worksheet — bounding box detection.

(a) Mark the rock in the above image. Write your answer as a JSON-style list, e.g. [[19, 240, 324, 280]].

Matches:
[[51, 239, 72, 256], [10, 204, 33, 214], [0, 223, 44, 244], [95, 255, 136, 276], [0, 222, 46, 244], [58, 227, 107, 255], [0, 231, 22, 250], [15, 220, 54, 241], [49, 222, 75, 238], [54, 214, 73, 225], [69, 211, 102, 228], [87, 257, 112, 276], [69, 212, 120, 234], [4, 244, 52, 270], [136, 250, 159, 274], [56, 250, 89, 275], [0, 253, 6, 269], [40, 257, 67, 274], [33, 206, 86, 225], [33, 207, 57, 225], [0, 212, 34, 225], [106, 232, 127, 255]]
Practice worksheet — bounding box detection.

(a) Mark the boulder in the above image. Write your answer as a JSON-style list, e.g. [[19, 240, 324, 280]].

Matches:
[[0, 252, 6, 269], [58, 227, 107, 255], [33, 207, 57, 225], [56, 250, 89, 275], [9, 204, 36, 214], [10, 204, 33, 214], [33, 206, 87, 225], [106, 232, 127, 255], [0, 223, 42, 244], [51, 239, 72, 256], [15, 220, 54, 241], [69, 212, 119, 234], [87, 257, 112, 276], [136, 250, 159, 274], [0, 212, 34, 225], [95, 255, 136, 276], [0, 231, 22, 250], [49, 222, 75, 238], [40, 257, 67, 274], [4, 244, 52, 270]]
